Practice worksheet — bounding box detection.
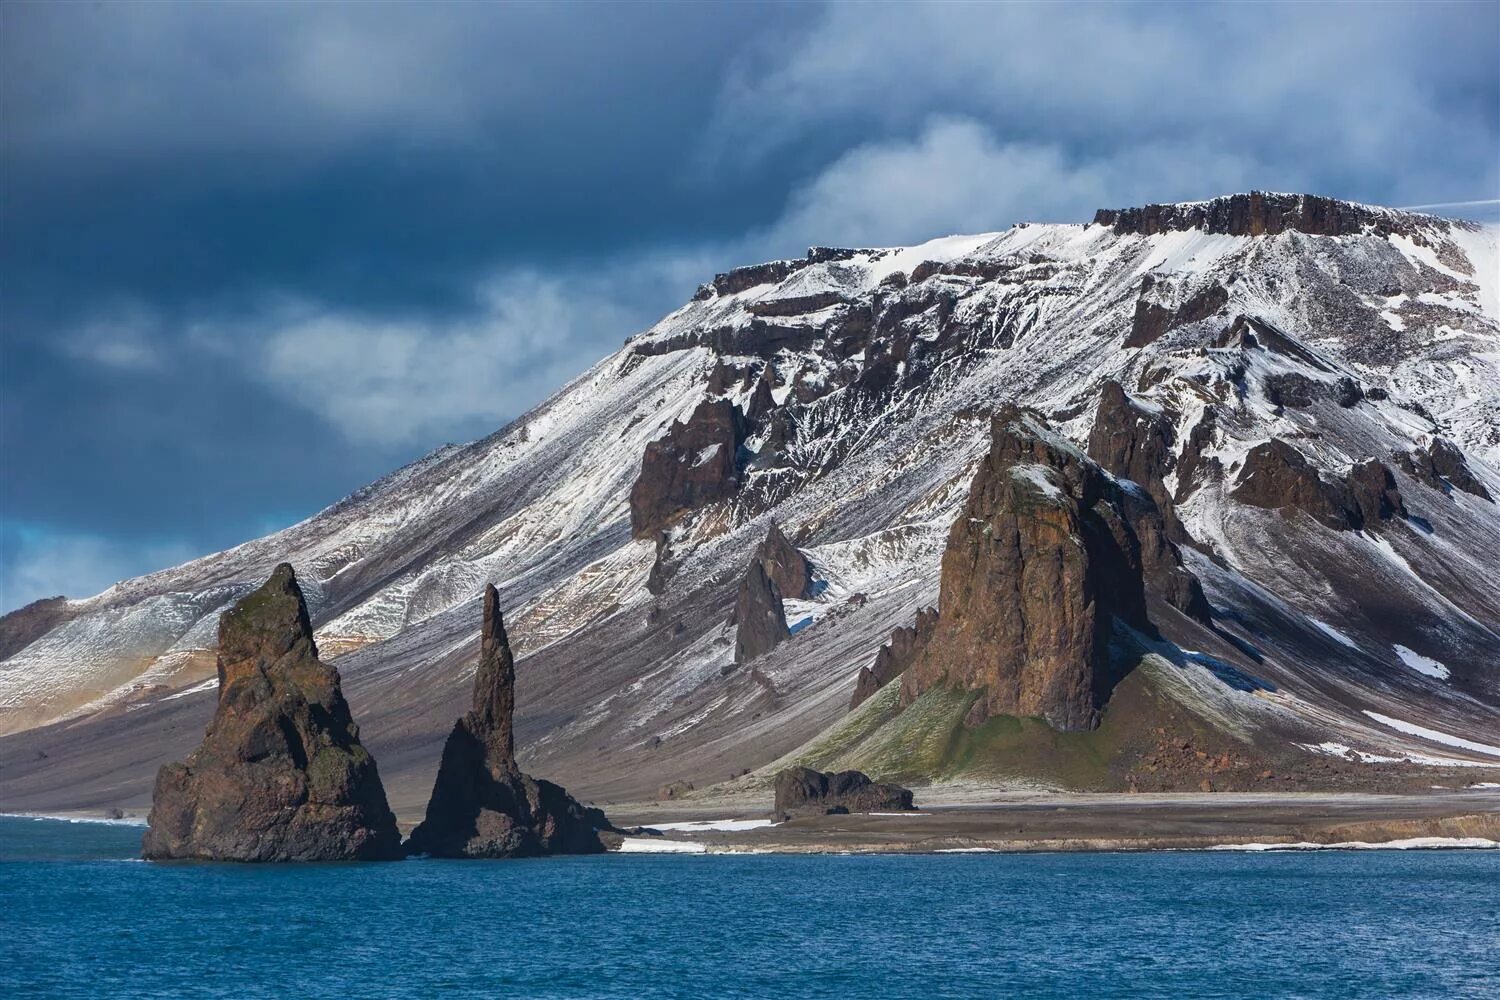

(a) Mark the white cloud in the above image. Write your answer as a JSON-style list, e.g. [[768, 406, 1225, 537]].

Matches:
[[61, 310, 164, 370], [707, 2, 1498, 208], [252, 254, 714, 445], [748, 117, 1257, 255]]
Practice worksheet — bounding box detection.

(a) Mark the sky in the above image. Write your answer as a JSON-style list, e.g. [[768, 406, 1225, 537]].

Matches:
[[2, 1, 1497, 612]]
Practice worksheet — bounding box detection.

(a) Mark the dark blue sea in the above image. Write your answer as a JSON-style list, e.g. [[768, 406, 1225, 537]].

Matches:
[[2, 816, 1497, 999]]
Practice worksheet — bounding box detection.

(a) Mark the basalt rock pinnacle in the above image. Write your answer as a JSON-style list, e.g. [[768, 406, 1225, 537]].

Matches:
[[403, 585, 612, 858], [142, 563, 401, 861], [900, 407, 1206, 731]]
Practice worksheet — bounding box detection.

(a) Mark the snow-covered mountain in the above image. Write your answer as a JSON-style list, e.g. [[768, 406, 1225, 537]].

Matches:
[[3, 192, 1498, 816]]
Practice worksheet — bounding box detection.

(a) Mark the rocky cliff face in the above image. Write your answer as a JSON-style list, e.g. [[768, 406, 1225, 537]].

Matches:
[[629, 399, 747, 538], [1095, 191, 1429, 239], [142, 564, 401, 861], [0, 596, 72, 661], [755, 523, 811, 600], [403, 585, 611, 858], [899, 407, 1205, 731]]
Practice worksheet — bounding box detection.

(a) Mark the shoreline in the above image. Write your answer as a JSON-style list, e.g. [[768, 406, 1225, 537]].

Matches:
[[609, 788, 1500, 856], [2, 812, 148, 828], [7, 788, 1498, 857]]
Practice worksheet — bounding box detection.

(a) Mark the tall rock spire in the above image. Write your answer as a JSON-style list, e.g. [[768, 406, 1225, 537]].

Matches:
[[142, 563, 401, 861], [404, 587, 613, 858], [470, 584, 516, 762]]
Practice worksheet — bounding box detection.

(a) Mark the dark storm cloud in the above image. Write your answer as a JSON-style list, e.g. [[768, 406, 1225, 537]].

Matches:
[[2, 0, 1496, 609]]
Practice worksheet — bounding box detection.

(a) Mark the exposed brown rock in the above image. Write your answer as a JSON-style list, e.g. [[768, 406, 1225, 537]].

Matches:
[[900, 407, 1203, 730], [1087, 380, 1175, 500], [142, 564, 401, 861], [1096, 192, 1418, 239], [403, 585, 612, 858], [629, 399, 747, 538], [1126, 276, 1228, 348], [1232, 440, 1362, 530], [851, 608, 937, 711], [1347, 460, 1407, 525], [755, 522, 812, 600], [711, 259, 808, 296], [733, 559, 790, 666], [1398, 438, 1493, 502], [746, 290, 847, 317], [0, 595, 72, 661], [772, 766, 914, 819], [1085, 383, 1211, 620]]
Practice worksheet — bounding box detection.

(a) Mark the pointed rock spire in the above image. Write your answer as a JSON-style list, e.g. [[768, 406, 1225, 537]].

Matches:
[[404, 587, 612, 858], [470, 584, 516, 762], [756, 522, 811, 600], [143, 563, 401, 861], [733, 559, 790, 666]]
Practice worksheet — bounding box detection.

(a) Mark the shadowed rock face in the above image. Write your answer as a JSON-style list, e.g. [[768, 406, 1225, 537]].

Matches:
[[772, 766, 913, 818], [1127, 277, 1228, 348], [142, 564, 401, 861], [1096, 192, 1419, 239], [900, 407, 1206, 731], [403, 585, 611, 858], [1398, 438, 1494, 502], [733, 560, 790, 666], [629, 399, 747, 538]]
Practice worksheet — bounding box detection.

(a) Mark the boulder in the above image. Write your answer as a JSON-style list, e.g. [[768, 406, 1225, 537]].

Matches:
[[404, 586, 613, 858], [1347, 460, 1407, 525], [772, 766, 914, 819], [142, 564, 401, 861]]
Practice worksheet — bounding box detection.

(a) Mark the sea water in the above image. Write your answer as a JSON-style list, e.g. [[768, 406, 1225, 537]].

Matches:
[[2, 816, 1497, 999]]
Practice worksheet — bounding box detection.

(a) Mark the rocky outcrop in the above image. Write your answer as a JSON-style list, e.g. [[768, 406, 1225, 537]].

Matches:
[[1234, 441, 1417, 532], [629, 399, 747, 538], [404, 585, 612, 858], [1347, 460, 1408, 524], [142, 564, 401, 861], [900, 407, 1206, 730], [755, 522, 811, 600], [1398, 438, 1493, 502], [1096, 192, 1422, 239], [851, 608, 937, 711], [1126, 276, 1228, 348], [0, 595, 71, 661], [772, 766, 914, 819], [1088, 380, 1175, 500], [733, 559, 790, 666]]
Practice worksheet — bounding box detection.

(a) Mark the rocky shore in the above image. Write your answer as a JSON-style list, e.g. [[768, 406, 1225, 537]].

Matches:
[[609, 787, 1500, 854]]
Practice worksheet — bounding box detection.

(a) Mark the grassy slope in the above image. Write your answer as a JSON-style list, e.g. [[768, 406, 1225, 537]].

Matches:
[[780, 656, 1254, 791]]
